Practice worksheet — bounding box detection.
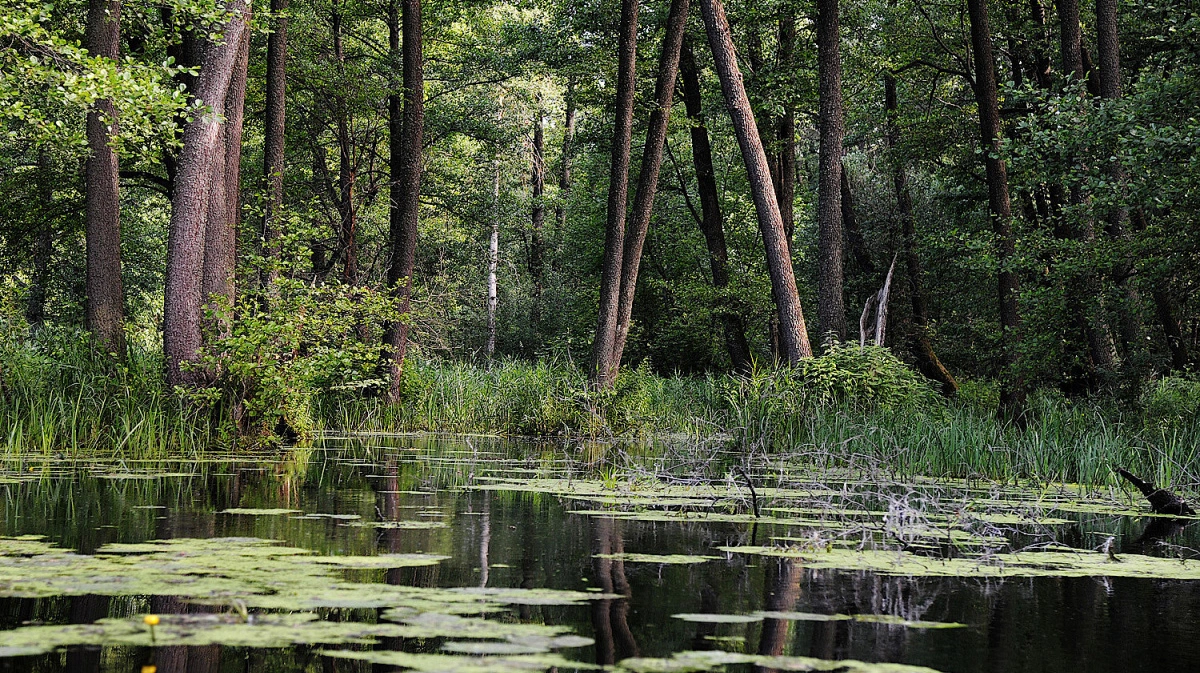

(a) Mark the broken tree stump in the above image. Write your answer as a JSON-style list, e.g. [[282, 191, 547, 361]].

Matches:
[[1116, 467, 1196, 516]]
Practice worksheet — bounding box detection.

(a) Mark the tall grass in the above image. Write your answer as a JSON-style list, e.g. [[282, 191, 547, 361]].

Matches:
[[0, 329, 214, 458], [5, 326, 1200, 488]]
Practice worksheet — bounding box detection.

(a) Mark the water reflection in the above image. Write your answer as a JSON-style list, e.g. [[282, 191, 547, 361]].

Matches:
[[0, 438, 1199, 672]]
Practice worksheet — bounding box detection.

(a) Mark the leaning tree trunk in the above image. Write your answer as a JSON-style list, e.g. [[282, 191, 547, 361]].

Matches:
[[775, 10, 797, 247], [261, 0, 287, 303], [610, 0, 690, 371], [698, 0, 812, 362], [680, 39, 753, 373], [816, 0, 846, 344], [885, 73, 958, 396], [85, 0, 125, 357], [589, 0, 640, 388], [163, 0, 249, 386], [382, 0, 424, 402], [968, 0, 1026, 420]]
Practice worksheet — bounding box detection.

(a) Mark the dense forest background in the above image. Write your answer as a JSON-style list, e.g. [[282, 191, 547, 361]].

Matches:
[[2, 0, 1199, 439]]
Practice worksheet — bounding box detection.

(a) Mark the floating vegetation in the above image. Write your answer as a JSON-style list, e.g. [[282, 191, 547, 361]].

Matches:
[[319, 650, 600, 672], [756, 612, 966, 629], [595, 553, 718, 564], [616, 650, 943, 673], [344, 519, 449, 529], [719, 545, 1200, 579], [219, 508, 303, 515]]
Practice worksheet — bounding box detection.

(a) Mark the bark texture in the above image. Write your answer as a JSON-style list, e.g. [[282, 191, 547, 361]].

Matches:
[[85, 0, 125, 356], [201, 28, 249, 339], [680, 39, 753, 373], [383, 0, 424, 402], [261, 0, 288, 300], [816, 0, 846, 344], [163, 0, 248, 386], [610, 0, 689, 370], [968, 0, 1026, 420], [698, 0, 812, 362], [590, 0, 640, 388]]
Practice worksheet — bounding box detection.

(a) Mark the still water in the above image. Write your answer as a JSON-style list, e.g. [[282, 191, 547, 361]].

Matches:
[[0, 435, 1198, 672]]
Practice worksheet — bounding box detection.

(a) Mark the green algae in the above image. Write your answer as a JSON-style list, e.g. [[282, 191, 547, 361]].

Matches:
[[305, 553, 448, 568], [595, 553, 718, 564], [319, 650, 600, 672], [719, 545, 1200, 580], [616, 650, 943, 673], [672, 613, 763, 624], [0, 613, 412, 655], [344, 520, 449, 529]]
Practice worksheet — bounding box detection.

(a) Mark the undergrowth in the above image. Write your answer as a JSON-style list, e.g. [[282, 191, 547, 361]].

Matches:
[[3, 325, 1200, 488]]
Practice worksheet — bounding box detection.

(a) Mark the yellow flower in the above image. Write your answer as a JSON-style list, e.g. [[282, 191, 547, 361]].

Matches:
[[142, 667, 158, 673], [143, 614, 160, 626]]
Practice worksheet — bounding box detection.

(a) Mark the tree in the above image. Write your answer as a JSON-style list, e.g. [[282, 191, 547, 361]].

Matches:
[[85, 0, 125, 356], [967, 0, 1025, 419], [383, 0, 424, 402], [530, 100, 546, 321], [590, 0, 640, 388], [610, 0, 690, 372], [816, 0, 845, 344], [885, 72, 957, 396], [679, 39, 753, 373], [261, 0, 289, 301], [163, 0, 250, 386], [698, 0, 812, 362]]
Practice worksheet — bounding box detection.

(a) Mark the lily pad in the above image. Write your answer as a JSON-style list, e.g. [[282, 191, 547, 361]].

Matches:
[[617, 650, 943, 673], [219, 508, 303, 516]]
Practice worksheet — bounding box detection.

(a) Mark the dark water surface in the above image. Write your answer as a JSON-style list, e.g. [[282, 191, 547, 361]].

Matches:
[[0, 435, 1198, 672]]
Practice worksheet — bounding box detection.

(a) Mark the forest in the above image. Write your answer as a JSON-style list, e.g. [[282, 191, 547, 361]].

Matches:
[[2, 0, 1200, 475], [5, 1, 1200, 669]]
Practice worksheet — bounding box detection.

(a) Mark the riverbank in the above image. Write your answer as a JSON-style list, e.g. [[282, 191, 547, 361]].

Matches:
[[3, 328, 1199, 487]]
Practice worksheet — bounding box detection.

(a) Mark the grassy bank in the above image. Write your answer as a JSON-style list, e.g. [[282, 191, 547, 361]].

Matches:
[[3, 328, 1200, 488]]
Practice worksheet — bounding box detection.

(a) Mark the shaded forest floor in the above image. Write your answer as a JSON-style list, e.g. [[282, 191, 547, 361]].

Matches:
[[3, 328, 1200, 489]]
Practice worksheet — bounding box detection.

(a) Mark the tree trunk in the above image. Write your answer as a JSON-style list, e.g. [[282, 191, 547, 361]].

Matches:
[[487, 154, 500, 361], [530, 100, 546, 321], [885, 74, 958, 395], [487, 103, 504, 361], [775, 11, 797, 246], [261, 0, 288, 302], [331, 3, 358, 286], [27, 150, 53, 332], [1095, 0, 1144, 361], [163, 0, 248, 386], [968, 0, 1026, 420], [589, 0, 640, 388], [201, 28, 249, 340], [382, 0, 424, 402], [680, 39, 753, 373], [610, 0, 689, 370], [816, 0, 846, 344], [556, 78, 576, 231], [698, 0, 812, 362], [85, 0, 125, 357]]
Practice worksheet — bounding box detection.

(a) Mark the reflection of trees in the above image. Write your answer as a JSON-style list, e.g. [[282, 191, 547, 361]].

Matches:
[[591, 517, 639, 665], [754, 558, 802, 671], [64, 594, 109, 672]]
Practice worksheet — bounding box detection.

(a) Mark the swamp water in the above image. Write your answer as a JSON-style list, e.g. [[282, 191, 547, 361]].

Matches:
[[0, 436, 1198, 672]]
